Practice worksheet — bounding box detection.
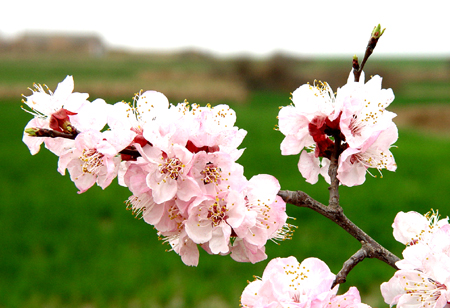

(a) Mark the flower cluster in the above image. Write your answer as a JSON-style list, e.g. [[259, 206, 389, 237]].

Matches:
[[22, 76, 292, 266], [278, 71, 397, 186], [381, 210, 450, 308], [241, 256, 370, 308]]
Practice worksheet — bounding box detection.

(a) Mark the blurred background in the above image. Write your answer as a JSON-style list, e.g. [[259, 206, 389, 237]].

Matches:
[[1, 1, 450, 307]]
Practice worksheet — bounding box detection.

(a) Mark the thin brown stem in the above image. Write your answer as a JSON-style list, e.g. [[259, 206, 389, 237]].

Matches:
[[353, 24, 385, 82], [32, 128, 78, 139], [332, 247, 368, 288], [26, 128, 141, 157]]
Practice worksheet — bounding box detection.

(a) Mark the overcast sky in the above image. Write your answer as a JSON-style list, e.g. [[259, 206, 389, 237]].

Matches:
[[1, 0, 448, 57]]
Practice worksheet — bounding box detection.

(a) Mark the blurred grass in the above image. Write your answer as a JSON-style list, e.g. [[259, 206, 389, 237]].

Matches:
[[1, 54, 450, 307]]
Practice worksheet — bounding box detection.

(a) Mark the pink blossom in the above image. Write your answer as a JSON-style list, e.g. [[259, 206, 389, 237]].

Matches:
[[339, 71, 396, 149], [122, 161, 152, 196], [382, 211, 450, 308], [230, 238, 267, 264], [22, 75, 89, 155], [188, 104, 247, 154], [70, 98, 110, 132], [234, 175, 289, 248], [278, 80, 341, 158], [22, 76, 89, 120], [241, 257, 337, 308], [278, 105, 314, 155], [278, 72, 398, 187], [185, 190, 246, 254], [58, 129, 134, 193], [164, 230, 200, 267], [326, 287, 371, 308], [109, 90, 171, 150], [242, 257, 371, 308], [298, 151, 330, 184], [397, 225, 450, 275], [337, 123, 398, 187], [392, 210, 449, 246], [136, 143, 201, 204], [381, 269, 450, 308], [189, 151, 247, 196]]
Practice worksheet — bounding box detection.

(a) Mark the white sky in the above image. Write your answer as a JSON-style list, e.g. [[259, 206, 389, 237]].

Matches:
[[1, 0, 449, 57]]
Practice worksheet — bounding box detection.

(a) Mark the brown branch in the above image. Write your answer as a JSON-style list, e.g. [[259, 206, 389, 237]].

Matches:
[[25, 128, 141, 158], [278, 189, 400, 282]]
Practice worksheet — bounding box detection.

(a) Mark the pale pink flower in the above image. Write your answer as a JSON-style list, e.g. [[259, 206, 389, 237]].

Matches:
[[164, 229, 200, 267], [326, 287, 371, 308], [127, 192, 188, 234], [278, 105, 314, 155], [22, 75, 89, 155], [142, 101, 195, 152], [339, 71, 396, 149], [397, 224, 450, 274], [392, 210, 449, 246], [230, 238, 267, 264], [241, 257, 337, 308], [382, 211, 450, 308], [189, 151, 247, 196], [189, 104, 247, 155], [109, 90, 171, 149], [234, 175, 289, 248], [22, 75, 88, 120], [122, 161, 153, 196], [185, 190, 246, 254], [70, 98, 110, 132], [298, 151, 331, 184], [279, 72, 398, 187], [137, 143, 201, 204], [337, 123, 398, 187], [58, 129, 134, 193], [278, 80, 341, 157], [381, 269, 450, 308]]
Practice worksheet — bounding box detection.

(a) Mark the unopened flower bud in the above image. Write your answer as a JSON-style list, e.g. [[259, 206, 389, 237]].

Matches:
[[371, 24, 385, 39], [25, 127, 39, 136]]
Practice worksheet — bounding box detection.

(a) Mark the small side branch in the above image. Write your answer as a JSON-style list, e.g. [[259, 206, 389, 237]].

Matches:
[[28, 128, 78, 140], [25, 127, 141, 158], [332, 247, 368, 288], [353, 24, 385, 82]]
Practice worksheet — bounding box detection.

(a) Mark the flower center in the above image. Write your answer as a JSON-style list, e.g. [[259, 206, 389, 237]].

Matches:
[[405, 276, 447, 305], [207, 200, 228, 227], [351, 148, 393, 175], [81, 149, 104, 174], [349, 114, 364, 137], [201, 163, 222, 185], [159, 157, 185, 181]]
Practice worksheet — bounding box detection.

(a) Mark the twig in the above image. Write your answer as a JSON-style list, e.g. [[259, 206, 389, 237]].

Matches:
[[28, 128, 78, 139], [353, 24, 385, 82], [25, 127, 141, 157], [332, 246, 368, 288]]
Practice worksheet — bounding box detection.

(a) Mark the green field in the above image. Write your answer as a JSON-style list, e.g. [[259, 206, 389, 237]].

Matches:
[[1, 53, 450, 307]]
